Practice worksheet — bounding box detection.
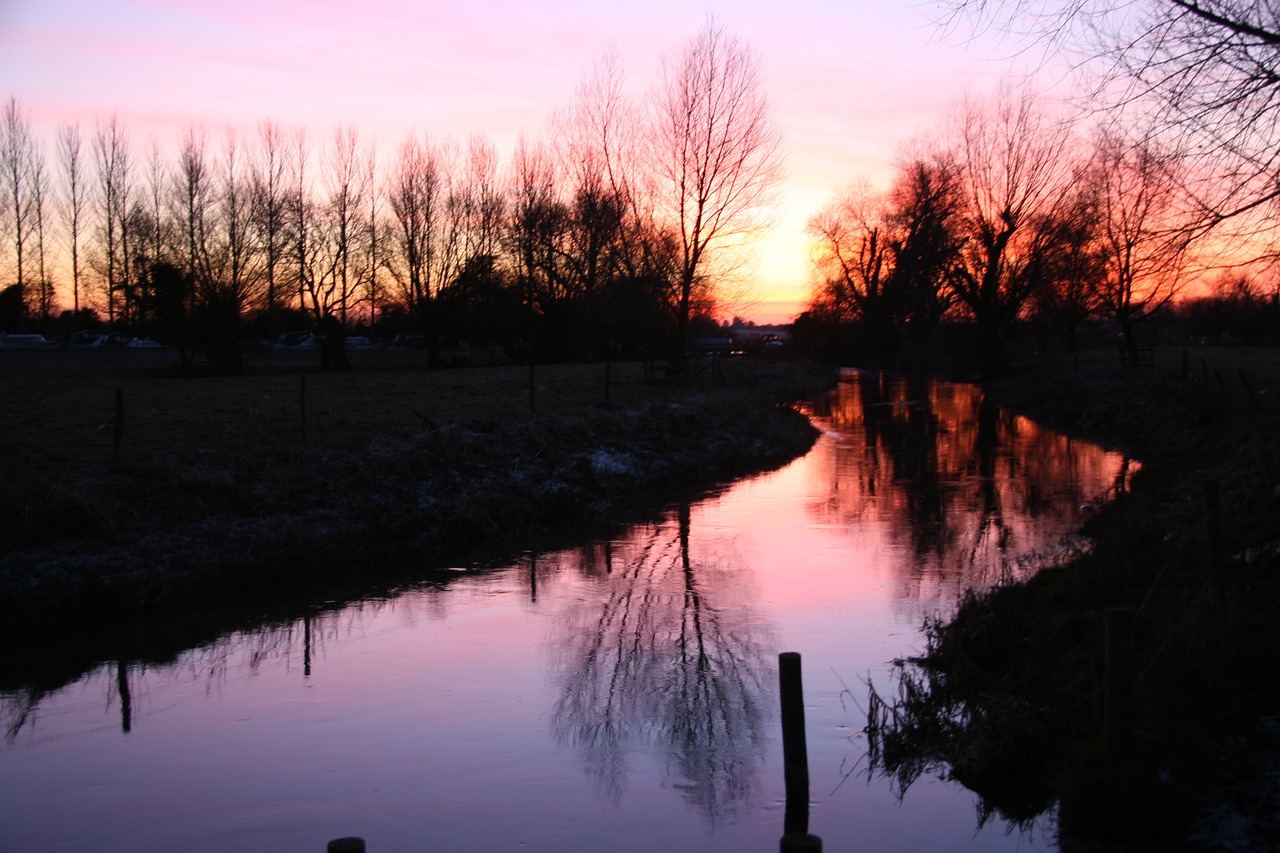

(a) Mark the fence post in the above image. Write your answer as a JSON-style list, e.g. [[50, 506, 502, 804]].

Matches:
[[1204, 479, 1222, 573], [1239, 372, 1266, 414], [113, 389, 125, 468], [779, 652, 822, 851], [300, 376, 308, 445], [528, 359, 536, 415]]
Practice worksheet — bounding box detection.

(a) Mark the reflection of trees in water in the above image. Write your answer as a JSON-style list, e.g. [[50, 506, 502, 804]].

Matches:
[[1, 601, 389, 744], [549, 505, 774, 826], [808, 372, 1133, 609]]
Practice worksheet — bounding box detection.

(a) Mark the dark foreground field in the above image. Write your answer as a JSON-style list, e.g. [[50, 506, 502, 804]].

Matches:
[[870, 345, 1280, 850], [0, 349, 832, 639]]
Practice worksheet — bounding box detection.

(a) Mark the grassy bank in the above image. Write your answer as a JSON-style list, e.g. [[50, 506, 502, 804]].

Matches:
[[1, 349, 833, 639], [867, 345, 1280, 849]]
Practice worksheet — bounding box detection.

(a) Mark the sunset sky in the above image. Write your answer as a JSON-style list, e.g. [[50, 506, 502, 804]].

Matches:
[[0, 0, 1047, 323]]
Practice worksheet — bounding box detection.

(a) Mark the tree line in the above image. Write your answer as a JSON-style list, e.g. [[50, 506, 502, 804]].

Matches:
[[0, 18, 782, 374], [800, 2, 1280, 376]]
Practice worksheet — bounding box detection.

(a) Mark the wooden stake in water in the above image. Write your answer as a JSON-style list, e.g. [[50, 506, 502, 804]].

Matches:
[[327, 838, 365, 852], [778, 652, 822, 851]]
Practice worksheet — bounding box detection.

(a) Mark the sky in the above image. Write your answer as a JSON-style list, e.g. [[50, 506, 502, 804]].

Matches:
[[0, 0, 1043, 324]]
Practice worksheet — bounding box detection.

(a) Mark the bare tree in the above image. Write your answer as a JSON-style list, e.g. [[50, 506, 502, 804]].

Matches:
[[386, 132, 461, 364], [175, 124, 213, 287], [456, 134, 504, 269], [1, 97, 34, 312], [363, 143, 382, 327], [808, 180, 896, 346], [142, 137, 170, 267], [554, 52, 675, 353], [251, 120, 291, 330], [28, 142, 53, 323], [386, 134, 439, 314], [650, 17, 784, 368], [886, 155, 965, 330], [57, 123, 86, 315], [1089, 130, 1195, 362], [215, 127, 255, 310], [198, 127, 255, 374], [1025, 165, 1107, 351], [93, 114, 132, 324], [807, 154, 965, 361], [507, 134, 566, 327], [941, 1, 1280, 247], [946, 86, 1074, 376], [290, 127, 313, 315]]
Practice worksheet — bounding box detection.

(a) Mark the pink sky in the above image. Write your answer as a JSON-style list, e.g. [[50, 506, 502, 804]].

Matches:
[[0, 0, 1039, 323]]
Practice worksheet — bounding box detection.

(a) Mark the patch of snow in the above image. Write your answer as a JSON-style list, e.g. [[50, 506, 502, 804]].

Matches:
[[589, 449, 639, 478]]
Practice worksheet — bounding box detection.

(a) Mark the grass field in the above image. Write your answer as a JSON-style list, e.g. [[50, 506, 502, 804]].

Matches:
[[1, 348, 674, 468], [0, 348, 831, 633]]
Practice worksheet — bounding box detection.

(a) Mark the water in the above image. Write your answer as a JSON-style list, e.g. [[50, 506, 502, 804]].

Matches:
[[0, 373, 1132, 852]]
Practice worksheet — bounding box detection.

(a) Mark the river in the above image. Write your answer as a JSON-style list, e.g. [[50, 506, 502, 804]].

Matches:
[[0, 371, 1133, 852]]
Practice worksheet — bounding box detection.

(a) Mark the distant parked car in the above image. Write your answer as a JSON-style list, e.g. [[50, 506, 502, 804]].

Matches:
[[390, 334, 427, 350], [275, 330, 320, 349], [0, 333, 49, 348], [126, 338, 162, 348], [99, 333, 135, 347], [344, 336, 374, 350]]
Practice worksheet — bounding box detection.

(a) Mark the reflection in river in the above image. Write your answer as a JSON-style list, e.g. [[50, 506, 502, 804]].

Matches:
[[549, 505, 773, 824], [0, 373, 1133, 852], [803, 372, 1132, 620]]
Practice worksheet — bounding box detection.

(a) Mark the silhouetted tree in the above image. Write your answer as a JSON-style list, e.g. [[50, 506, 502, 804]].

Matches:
[[1088, 131, 1194, 364], [385, 132, 455, 366], [57, 123, 87, 315], [887, 155, 964, 332], [1026, 168, 1107, 352], [651, 17, 783, 372], [146, 261, 195, 372], [942, 1, 1280, 251], [93, 114, 134, 325], [251, 120, 291, 332], [2, 98, 35, 315], [0, 283, 23, 330], [946, 86, 1073, 377], [808, 180, 900, 360]]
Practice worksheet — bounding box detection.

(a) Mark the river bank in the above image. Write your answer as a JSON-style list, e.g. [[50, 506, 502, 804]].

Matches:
[[869, 346, 1280, 850], [0, 353, 834, 643]]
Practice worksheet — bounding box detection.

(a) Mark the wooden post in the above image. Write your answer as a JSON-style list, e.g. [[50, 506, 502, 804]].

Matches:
[[327, 838, 365, 852], [1204, 479, 1222, 572], [1104, 607, 1135, 767], [1239, 371, 1265, 414], [113, 388, 125, 467], [781, 834, 823, 852], [528, 359, 536, 414], [300, 376, 308, 444], [779, 652, 821, 851]]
